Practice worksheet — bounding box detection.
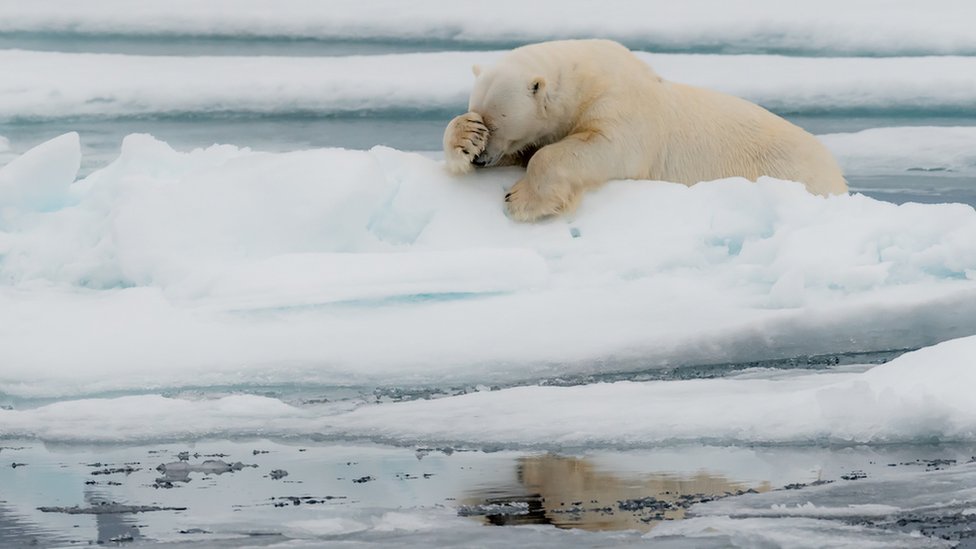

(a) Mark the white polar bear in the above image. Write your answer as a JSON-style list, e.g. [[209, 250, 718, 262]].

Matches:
[[443, 39, 848, 222]]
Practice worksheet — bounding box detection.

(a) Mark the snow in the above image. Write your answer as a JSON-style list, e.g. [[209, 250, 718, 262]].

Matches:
[[1, 135, 976, 399], [1, 0, 975, 57], [0, 134, 9, 152], [2, 50, 976, 120]]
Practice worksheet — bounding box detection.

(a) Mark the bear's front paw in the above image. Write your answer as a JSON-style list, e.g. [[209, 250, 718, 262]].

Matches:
[[443, 112, 489, 175], [505, 179, 564, 222]]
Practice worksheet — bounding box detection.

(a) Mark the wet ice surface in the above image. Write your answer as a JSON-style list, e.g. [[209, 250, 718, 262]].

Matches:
[[3, 440, 976, 548]]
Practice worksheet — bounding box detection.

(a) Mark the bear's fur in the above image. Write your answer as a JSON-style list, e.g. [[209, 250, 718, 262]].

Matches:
[[443, 39, 847, 222]]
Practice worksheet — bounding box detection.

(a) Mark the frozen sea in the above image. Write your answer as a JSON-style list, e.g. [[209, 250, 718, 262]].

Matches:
[[2, 1, 976, 547]]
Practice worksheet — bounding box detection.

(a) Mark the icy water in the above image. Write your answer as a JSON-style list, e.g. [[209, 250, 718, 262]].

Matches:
[[3, 3, 976, 547], [4, 440, 976, 547]]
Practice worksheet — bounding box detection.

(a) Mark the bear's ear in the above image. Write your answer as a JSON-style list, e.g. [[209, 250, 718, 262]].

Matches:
[[471, 64, 482, 77], [530, 77, 546, 96]]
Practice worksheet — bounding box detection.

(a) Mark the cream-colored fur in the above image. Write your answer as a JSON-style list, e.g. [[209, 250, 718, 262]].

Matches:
[[443, 39, 848, 222]]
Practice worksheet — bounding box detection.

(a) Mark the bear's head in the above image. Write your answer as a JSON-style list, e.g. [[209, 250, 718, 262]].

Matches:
[[467, 63, 551, 168]]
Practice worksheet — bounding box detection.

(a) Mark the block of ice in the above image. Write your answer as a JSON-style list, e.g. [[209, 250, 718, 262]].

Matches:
[[0, 132, 80, 213]]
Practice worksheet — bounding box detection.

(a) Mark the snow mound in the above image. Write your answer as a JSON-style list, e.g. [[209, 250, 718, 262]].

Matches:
[[3, 50, 976, 120]]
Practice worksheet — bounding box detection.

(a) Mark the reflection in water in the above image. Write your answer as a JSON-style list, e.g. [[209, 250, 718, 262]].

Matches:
[[85, 489, 143, 544], [468, 454, 771, 532]]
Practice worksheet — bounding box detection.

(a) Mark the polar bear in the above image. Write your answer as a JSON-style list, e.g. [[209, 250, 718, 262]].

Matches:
[[443, 39, 847, 222]]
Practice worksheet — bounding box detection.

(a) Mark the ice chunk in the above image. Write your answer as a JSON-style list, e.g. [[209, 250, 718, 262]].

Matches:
[[0, 132, 80, 213]]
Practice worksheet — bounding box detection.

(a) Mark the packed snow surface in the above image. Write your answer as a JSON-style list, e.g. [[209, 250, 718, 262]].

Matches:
[[2, 0, 976, 56], [2, 50, 976, 120]]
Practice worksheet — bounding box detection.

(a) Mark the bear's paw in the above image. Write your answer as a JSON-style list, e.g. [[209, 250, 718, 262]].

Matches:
[[443, 112, 489, 175]]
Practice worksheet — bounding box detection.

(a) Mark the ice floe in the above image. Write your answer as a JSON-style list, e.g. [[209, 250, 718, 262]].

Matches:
[[3, 3, 975, 546], [821, 126, 976, 176], [2, 50, 976, 120], [2, 0, 975, 57], [3, 297, 976, 445], [1, 134, 976, 400]]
